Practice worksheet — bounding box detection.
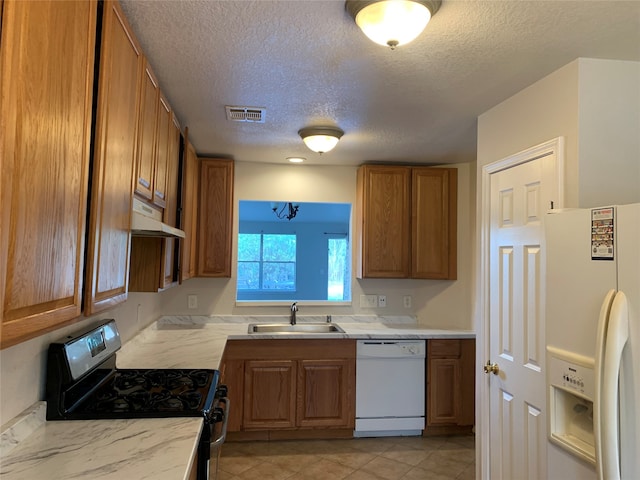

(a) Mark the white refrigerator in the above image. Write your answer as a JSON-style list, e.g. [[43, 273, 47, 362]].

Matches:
[[545, 203, 639, 480]]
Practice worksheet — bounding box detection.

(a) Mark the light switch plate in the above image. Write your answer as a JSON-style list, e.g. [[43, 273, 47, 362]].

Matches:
[[360, 294, 378, 308]]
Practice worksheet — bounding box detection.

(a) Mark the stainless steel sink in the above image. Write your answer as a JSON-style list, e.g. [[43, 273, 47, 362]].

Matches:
[[247, 323, 345, 334]]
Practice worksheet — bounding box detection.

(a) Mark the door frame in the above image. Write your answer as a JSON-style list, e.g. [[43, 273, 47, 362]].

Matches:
[[476, 137, 565, 479]]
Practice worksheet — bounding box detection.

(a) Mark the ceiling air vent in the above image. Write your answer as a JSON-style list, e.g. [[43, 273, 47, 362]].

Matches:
[[225, 106, 266, 123]]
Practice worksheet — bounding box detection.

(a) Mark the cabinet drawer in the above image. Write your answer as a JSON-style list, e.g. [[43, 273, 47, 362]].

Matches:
[[429, 339, 461, 358]]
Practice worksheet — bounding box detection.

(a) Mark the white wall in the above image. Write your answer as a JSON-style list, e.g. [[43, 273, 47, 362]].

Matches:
[[161, 161, 476, 330], [577, 59, 640, 207], [477, 58, 640, 207], [477, 59, 581, 202]]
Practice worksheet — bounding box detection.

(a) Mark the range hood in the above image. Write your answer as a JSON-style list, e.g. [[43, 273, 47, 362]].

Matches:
[[130, 197, 185, 238]]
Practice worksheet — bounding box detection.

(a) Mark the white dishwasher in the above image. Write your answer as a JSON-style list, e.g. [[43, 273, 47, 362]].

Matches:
[[354, 340, 426, 437]]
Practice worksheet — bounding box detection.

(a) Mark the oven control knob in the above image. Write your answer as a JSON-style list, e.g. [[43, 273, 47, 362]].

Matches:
[[212, 407, 224, 422], [215, 384, 228, 398]]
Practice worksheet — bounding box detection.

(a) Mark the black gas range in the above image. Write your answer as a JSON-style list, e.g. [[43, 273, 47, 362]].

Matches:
[[46, 320, 228, 480]]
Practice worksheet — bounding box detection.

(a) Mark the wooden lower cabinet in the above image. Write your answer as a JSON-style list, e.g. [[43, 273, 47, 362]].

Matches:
[[297, 359, 354, 428], [243, 360, 297, 429], [220, 339, 355, 439], [425, 338, 475, 435]]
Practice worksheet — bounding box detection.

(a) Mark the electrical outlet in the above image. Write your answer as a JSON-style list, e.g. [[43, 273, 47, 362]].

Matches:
[[188, 295, 198, 309], [378, 295, 387, 308], [360, 294, 378, 308], [403, 295, 412, 308]]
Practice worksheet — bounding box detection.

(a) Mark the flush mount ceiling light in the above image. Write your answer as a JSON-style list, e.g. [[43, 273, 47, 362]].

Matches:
[[345, 0, 441, 49], [298, 126, 344, 154]]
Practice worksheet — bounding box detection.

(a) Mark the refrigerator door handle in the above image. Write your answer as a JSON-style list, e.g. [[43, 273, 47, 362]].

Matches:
[[593, 290, 616, 480], [594, 289, 616, 480], [601, 291, 629, 480]]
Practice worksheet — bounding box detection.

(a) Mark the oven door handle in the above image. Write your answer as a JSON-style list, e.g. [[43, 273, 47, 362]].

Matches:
[[211, 397, 230, 449]]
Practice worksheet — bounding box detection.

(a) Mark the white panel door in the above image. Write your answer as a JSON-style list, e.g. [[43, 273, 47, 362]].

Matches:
[[488, 154, 556, 479]]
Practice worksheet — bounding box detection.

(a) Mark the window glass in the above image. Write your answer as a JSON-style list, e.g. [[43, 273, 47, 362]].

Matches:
[[238, 233, 296, 291], [328, 238, 349, 301]]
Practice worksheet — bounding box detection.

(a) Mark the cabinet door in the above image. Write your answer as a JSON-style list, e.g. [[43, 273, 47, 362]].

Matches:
[[426, 338, 475, 428], [153, 94, 171, 209], [243, 360, 296, 429], [297, 359, 355, 428], [180, 139, 199, 281], [134, 59, 158, 201], [197, 158, 234, 277], [219, 358, 244, 432], [356, 165, 411, 278], [85, 0, 142, 315], [427, 357, 461, 425], [160, 113, 181, 288], [459, 339, 476, 426], [0, 0, 97, 347], [412, 168, 457, 279]]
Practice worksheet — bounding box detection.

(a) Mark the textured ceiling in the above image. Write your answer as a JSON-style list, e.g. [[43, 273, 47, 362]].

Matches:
[[119, 0, 640, 167]]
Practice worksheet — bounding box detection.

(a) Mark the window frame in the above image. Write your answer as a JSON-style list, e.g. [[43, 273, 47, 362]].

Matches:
[[237, 232, 297, 292]]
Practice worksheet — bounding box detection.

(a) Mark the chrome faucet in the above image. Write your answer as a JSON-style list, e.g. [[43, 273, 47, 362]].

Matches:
[[290, 302, 298, 325]]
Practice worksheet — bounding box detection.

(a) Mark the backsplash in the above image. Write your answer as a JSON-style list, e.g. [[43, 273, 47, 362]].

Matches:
[[155, 314, 417, 326]]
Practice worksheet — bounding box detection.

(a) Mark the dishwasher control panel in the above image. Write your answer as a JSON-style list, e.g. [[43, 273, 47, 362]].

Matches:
[[357, 340, 426, 358]]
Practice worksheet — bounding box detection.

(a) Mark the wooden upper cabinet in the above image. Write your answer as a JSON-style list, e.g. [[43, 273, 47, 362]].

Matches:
[[134, 59, 159, 202], [160, 113, 182, 288], [411, 167, 457, 279], [85, 0, 142, 315], [180, 138, 199, 282], [129, 105, 182, 293], [153, 94, 171, 209], [355, 165, 457, 280], [0, 0, 97, 348], [197, 158, 234, 277], [355, 165, 411, 278]]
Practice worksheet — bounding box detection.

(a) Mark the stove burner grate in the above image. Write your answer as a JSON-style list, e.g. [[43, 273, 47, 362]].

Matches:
[[77, 368, 215, 416]]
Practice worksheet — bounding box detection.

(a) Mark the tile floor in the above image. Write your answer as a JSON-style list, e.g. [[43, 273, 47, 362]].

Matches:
[[217, 434, 475, 480]]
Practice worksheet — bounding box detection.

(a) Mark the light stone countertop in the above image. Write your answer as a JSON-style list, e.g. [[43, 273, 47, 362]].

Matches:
[[0, 402, 202, 480], [1, 315, 474, 479], [116, 315, 475, 369]]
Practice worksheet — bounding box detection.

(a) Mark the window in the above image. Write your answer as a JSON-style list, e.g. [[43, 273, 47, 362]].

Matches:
[[237, 200, 351, 303], [237, 234, 296, 291], [327, 237, 349, 301]]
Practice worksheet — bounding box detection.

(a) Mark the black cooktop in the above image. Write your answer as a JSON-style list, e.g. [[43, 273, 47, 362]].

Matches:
[[46, 320, 220, 422], [70, 368, 220, 419]]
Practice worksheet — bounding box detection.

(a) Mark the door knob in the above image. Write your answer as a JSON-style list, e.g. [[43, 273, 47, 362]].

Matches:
[[483, 361, 499, 375]]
